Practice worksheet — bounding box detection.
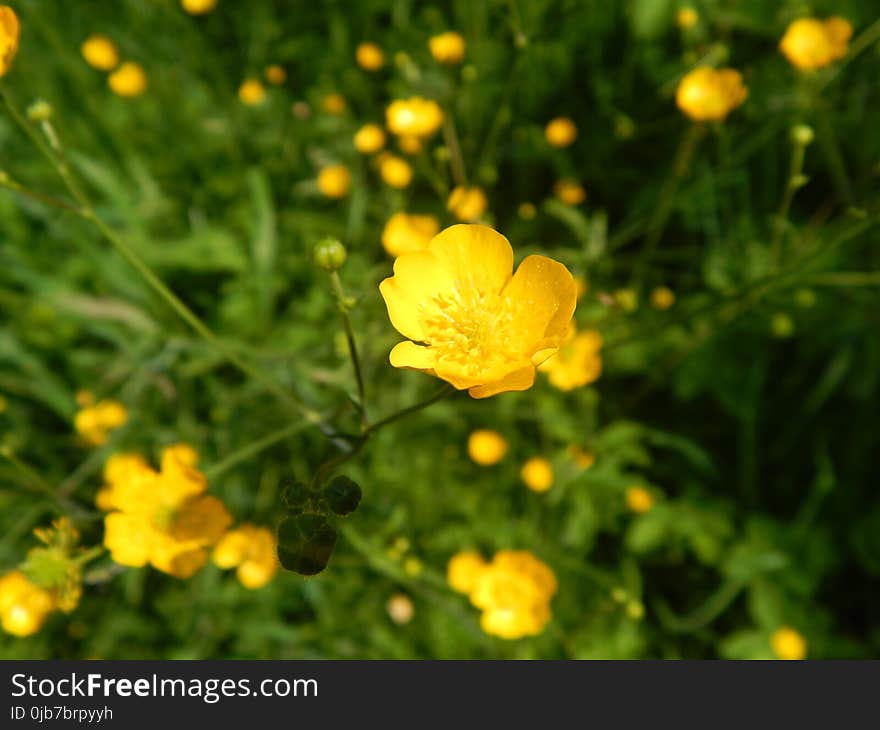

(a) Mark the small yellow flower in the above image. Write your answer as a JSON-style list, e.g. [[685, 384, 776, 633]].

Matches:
[[447, 185, 488, 222], [398, 134, 423, 155], [379, 153, 413, 188], [380, 224, 577, 398], [356, 42, 384, 71], [386, 97, 444, 139], [386, 593, 415, 625], [779, 17, 852, 71], [0, 5, 20, 78], [429, 31, 466, 64], [381, 212, 439, 257], [447, 550, 487, 594], [322, 93, 346, 115], [317, 164, 351, 199], [81, 35, 119, 71], [614, 287, 639, 312], [566, 445, 596, 469], [538, 325, 602, 391], [650, 286, 676, 310], [213, 524, 278, 589], [75, 390, 95, 407], [238, 78, 266, 106], [521, 457, 554, 493], [554, 179, 586, 206], [264, 64, 286, 85], [0, 571, 55, 637], [181, 0, 217, 14], [467, 429, 508, 466], [675, 66, 747, 122], [74, 399, 128, 447], [108, 61, 147, 98], [770, 626, 807, 660], [403, 557, 423, 576], [626, 486, 655, 514], [518, 202, 537, 220], [676, 6, 698, 29], [545, 117, 577, 147], [353, 123, 386, 154]]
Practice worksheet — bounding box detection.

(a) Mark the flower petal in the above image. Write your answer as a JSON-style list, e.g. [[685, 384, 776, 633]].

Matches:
[[468, 365, 536, 399], [389, 341, 436, 371], [379, 250, 454, 342], [428, 224, 513, 297]]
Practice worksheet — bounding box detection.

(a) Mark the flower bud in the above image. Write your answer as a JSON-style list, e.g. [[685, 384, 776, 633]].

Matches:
[[323, 475, 362, 516], [27, 100, 53, 123], [791, 124, 815, 146], [313, 237, 347, 271]]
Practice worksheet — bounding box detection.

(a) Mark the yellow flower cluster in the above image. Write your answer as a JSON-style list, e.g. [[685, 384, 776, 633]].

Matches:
[[0, 571, 55, 637], [356, 42, 385, 71], [675, 66, 747, 122], [79, 32, 147, 97], [429, 32, 466, 65], [467, 429, 508, 466], [779, 17, 851, 71], [446, 185, 488, 222], [380, 224, 577, 399], [386, 97, 444, 139], [539, 325, 602, 391], [447, 550, 557, 639], [381, 212, 439, 257], [74, 397, 128, 446], [0, 5, 19, 77], [98, 445, 231, 579], [213, 524, 278, 589]]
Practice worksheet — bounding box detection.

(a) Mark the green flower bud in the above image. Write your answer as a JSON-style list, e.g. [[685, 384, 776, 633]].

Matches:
[[313, 237, 347, 271], [461, 64, 478, 82], [277, 514, 338, 575], [323, 475, 362, 516], [771, 312, 794, 338], [27, 99, 53, 123], [791, 124, 815, 146], [794, 288, 816, 309]]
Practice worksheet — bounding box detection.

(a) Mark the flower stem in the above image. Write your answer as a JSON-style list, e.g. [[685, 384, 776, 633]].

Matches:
[[442, 114, 468, 188], [204, 421, 314, 480], [770, 133, 809, 264], [329, 271, 367, 427]]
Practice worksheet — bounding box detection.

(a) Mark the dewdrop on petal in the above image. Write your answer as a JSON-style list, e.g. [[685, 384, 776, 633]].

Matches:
[[521, 457, 554, 493], [81, 34, 119, 71], [108, 62, 147, 97], [467, 430, 508, 466], [545, 117, 577, 148]]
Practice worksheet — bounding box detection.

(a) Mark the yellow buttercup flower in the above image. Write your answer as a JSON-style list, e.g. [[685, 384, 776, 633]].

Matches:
[[626, 486, 655, 514], [81, 35, 119, 71], [467, 429, 508, 466], [101, 444, 232, 579], [650, 286, 676, 310], [521, 457, 554, 493], [676, 6, 698, 29], [238, 78, 266, 106], [213, 524, 278, 589], [74, 398, 128, 447], [354, 123, 386, 154], [545, 117, 577, 147], [380, 224, 577, 399], [381, 212, 439, 257], [0, 5, 19, 78], [356, 42, 384, 71], [386, 593, 415, 625], [0, 571, 55, 637], [264, 64, 286, 85], [322, 93, 346, 115], [386, 97, 444, 139], [379, 154, 413, 189], [317, 164, 351, 199], [447, 185, 488, 222], [108, 62, 147, 98], [181, 0, 217, 14], [554, 179, 586, 206], [447, 550, 487, 594], [398, 134, 423, 155], [779, 17, 852, 71], [429, 32, 466, 64], [538, 325, 602, 391], [518, 202, 537, 220], [675, 66, 747, 122], [771, 627, 807, 660]]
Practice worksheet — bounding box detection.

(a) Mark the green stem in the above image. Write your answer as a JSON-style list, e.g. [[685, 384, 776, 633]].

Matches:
[[770, 135, 808, 264], [329, 271, 367, 426], [204, 421, 313, 480], [442, 114, 468, 188], [364, 384, 456, 435], [655, 579, 746, 634], [0, 447, 96, 521], [0, 174, 86, 217]]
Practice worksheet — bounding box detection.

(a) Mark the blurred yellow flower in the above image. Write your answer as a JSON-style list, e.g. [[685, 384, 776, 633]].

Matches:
[[213, 524, 278, 589], [675, 66, 747, 122], [322, 93, 347, 115], [554, 179, 586, 206], [398, 134, 423, 155], [386, 593, 415, 625], [264, 64, 286, 85], [81, 35, 119, 71], [626, 486, 655, 514], [0, 5, 19, 78], [181, 0, 217, 15], [545, 116, 577, 147], [108, 62, 147, 97], [381, 212, 439, 257], [650, 286, 676, 310], [676, 7, 698, 29], [567, 444, 596, 469], [0, 571, 55, 637], [380, 224, 577, 398], [447, 550, 487, 594], [521, 457, 554, 492], [101, 444, 232, 579], [317, 164, 351, 199], [386, 97, 443, 138], [429, 31, 466, 64], [538, 325, 602, 390], [574, 276, 588, 299], [354, 123, 386, 154], [614, 287, 639, 312], [771, 626, 807, 660], [238, 78, 266, 106], [379, 153, 413, 188], [447, 185, 488, 222], [74, 398, 127, 447], [779, 17, 851, 71], [356, 42, 384, 71], [467, 429, 508, 466], [518, 202, 537, 220]]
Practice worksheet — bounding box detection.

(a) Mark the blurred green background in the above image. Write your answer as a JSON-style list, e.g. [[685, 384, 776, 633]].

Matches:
[[1, 0, 879, 658]]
